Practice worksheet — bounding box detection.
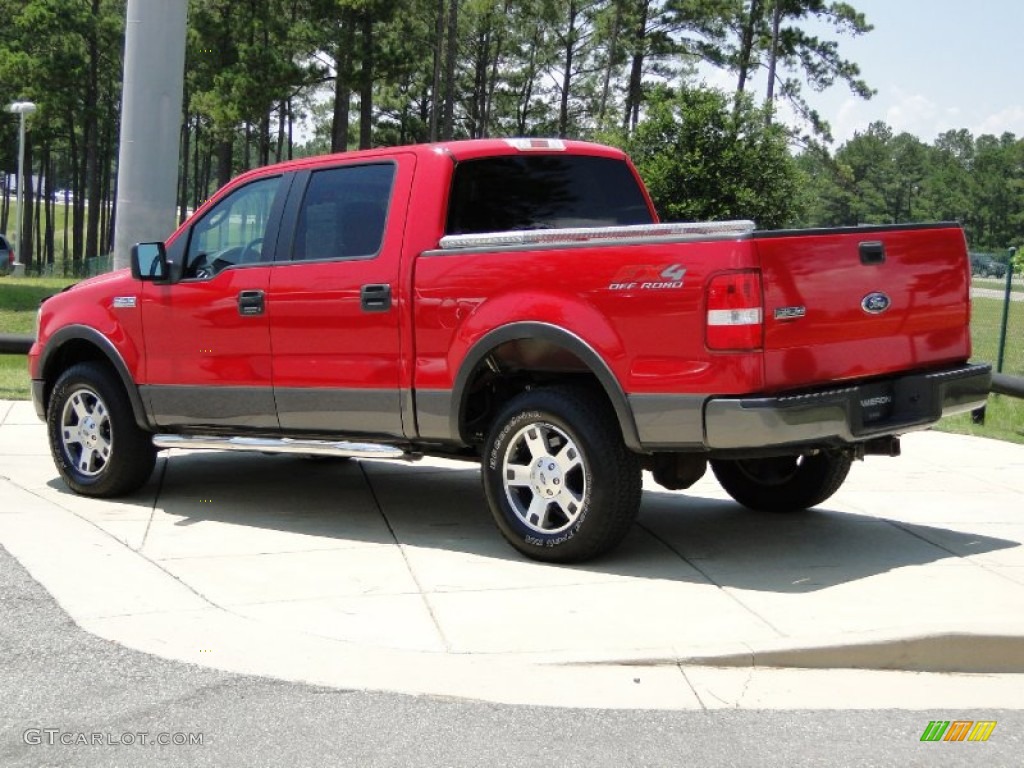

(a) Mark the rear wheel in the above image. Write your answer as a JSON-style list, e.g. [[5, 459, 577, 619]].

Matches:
[[47, 362, 156, 497], [482, 386, 642, 563], [710, 452, 852, 513]]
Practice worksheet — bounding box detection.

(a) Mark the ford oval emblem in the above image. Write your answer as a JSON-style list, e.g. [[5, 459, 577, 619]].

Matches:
[[861, 292, 891, 314]]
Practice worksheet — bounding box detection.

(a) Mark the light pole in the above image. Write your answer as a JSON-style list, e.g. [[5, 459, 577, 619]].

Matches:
[[7, 100, 37, 277]]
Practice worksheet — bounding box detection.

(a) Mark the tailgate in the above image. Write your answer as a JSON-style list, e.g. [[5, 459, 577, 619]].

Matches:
[[755, 223, 971, 392]]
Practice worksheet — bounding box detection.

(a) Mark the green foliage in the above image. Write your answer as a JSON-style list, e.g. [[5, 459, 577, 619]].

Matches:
[[800, 123, 1024, 252], [618, 85, 804, 228]]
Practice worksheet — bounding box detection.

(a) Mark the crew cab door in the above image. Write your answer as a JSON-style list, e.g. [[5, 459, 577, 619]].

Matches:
[[139, 174, 289, 428], [266, 156, 413, 437]]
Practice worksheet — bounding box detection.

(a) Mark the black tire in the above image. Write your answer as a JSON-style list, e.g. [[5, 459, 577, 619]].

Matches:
[[46, 362, 156, 497], [481, 386, 642, 563], [710, 452, 852, 513]]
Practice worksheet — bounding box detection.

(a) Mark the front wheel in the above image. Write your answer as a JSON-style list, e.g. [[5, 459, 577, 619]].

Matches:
[[710, 452, 852, 513], [47, 362, 157, 497], [482, 386, 642, 563]]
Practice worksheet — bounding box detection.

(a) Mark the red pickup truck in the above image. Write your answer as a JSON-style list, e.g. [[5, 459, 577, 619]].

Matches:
[[30, 138, 990, 562]]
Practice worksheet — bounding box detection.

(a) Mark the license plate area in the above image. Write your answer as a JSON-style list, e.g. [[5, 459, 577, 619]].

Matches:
[[851, 375, 939, 435], [856, 382, 894, 428]]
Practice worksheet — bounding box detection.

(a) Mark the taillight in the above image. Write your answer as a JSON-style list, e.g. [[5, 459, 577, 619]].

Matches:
[[706, 270, 763, 350]]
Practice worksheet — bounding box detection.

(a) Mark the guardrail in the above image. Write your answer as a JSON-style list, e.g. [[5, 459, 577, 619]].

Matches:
[[0, 334, 33, 354], [991, 372, 1024, 399]]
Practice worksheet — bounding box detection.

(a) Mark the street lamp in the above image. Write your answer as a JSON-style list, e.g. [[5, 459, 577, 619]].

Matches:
[[7, 100, 37, 277]]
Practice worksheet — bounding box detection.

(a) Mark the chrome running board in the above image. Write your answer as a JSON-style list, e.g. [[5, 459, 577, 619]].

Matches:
[[152, 434, 415, 460]]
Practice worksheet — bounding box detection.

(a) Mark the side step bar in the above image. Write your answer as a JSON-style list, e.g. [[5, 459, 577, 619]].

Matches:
[[152, 434, 416, 461]]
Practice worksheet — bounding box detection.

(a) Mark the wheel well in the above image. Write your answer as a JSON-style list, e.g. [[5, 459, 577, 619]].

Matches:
[[40, 338, 153, 433], [458, 337, 620, 445], [42, 340, 114, 408]]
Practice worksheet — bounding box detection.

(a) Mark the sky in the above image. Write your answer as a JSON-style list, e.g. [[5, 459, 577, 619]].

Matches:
[[701, 0, 1024, 146]]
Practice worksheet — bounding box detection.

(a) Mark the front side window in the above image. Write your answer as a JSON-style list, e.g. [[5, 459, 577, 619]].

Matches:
[[291, 163, 395, 262], [445, 155, 654, 235], [186, 176, 281, 278]]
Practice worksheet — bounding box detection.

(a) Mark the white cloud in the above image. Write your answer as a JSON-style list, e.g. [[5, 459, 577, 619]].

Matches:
[[826, 87, 1024, 145], [972, 105, 1024, 138]]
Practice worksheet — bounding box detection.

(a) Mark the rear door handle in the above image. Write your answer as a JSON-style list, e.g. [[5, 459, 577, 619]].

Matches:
[[360, 284, 392, 312], [237, 290, 265, 316]]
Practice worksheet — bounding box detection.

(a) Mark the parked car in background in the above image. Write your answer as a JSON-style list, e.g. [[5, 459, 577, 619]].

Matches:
[[0, 234, 14, 275], [970, 252, 1007, 279]]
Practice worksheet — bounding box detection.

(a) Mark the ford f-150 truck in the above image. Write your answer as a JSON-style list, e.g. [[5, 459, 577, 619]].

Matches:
[[29, 138, 991, 562]]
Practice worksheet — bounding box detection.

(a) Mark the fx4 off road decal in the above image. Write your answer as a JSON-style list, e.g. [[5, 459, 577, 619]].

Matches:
[[608, 264, 686, 291]]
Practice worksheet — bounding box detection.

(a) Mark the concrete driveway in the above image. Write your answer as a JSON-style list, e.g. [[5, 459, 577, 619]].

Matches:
[[2, 399, 1023, 709]]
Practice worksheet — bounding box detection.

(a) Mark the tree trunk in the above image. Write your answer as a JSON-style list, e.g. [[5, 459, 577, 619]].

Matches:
[[736, 0, 763, 94], [332, 18, 355, 152], [558, 1, 579, 138], [216, 139, 233, 189], [276, 100, 286, 161], [45, 151, 55, 265], [359, 12, 373, 149], [442, 0, 459, 140], [84, 0, 102, 261], [598, 0, 623, 126], [68, 111, 83, 265], [1, 172, 8, 233], [482, 10, 505, 139], [429, 0, 445, 141], [623, 0, 650, 133], [33, 146, 43, 266], [108, 165, 118, 255], [192, 115, 202, 211], [287, 98, 294, 160], [517, 24, 543, 134], [179, 115, 191, 225], [260, 111, 271, 167], [765, 0, 782, 122], [21, 131, 34, 272]]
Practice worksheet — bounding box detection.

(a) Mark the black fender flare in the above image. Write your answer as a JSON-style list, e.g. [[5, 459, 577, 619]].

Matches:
[[450, 322, 643, 452], [39, 325, 152, 431]]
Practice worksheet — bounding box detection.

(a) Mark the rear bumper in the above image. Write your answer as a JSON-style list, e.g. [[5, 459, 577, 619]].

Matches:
[[703, 363, 991, 451]]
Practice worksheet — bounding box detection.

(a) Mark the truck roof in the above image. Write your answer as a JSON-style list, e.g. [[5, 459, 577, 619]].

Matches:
[[230, 138, 630, 185]]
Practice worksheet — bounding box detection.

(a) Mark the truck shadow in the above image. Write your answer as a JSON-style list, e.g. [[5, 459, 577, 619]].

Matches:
[[57, 451, 1020, 595]]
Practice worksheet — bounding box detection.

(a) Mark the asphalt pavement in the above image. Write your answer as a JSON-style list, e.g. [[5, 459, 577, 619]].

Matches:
[[1, 398, 1023, 711], [3, 542, 1023, 767]]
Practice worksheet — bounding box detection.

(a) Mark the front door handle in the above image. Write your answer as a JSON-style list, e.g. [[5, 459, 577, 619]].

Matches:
[[360, 284, 392, 312], [237, 289, 265, 316]]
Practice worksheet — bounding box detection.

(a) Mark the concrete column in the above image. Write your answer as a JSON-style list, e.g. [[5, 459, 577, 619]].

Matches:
[[112, 0, 188, 271]]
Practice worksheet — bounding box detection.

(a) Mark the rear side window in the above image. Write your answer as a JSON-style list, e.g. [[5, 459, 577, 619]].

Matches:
[[291, 163, 395, 261], [445, 155, 653, 235]]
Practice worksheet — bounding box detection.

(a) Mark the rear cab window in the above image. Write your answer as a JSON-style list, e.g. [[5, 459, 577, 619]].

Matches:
[[445, 154, 654, 235], [289, 163, 395, 262]]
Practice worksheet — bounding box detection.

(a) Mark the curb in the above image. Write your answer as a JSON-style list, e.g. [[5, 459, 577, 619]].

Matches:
[[578, 632, 1024, 674]]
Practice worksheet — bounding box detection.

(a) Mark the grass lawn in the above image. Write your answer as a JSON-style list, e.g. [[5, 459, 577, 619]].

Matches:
[[937, 394, 1024, 445], [0, 276, 77, 333], [1, 276, 1022, 444], [972, 277, 1022, 294], [0, 355, 32, 401], [1, 276, 78, 401]]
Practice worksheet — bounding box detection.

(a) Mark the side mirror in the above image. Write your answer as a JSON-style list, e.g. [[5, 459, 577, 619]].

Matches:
[[131, 242, 168, 282]]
